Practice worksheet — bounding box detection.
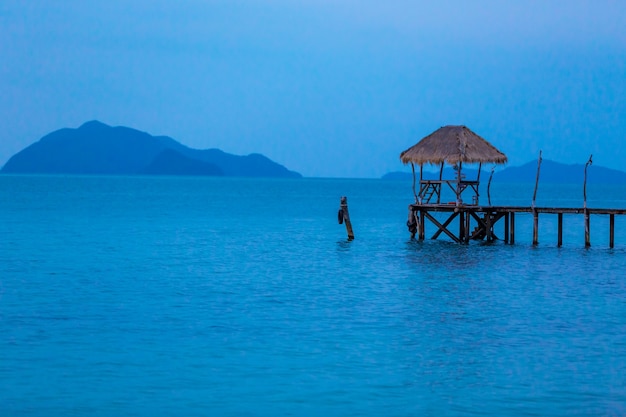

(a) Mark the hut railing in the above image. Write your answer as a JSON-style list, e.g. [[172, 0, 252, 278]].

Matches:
[[418, 179, 480, 205]]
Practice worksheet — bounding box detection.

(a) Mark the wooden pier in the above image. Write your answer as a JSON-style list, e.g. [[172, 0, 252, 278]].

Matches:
[[408, 204, 626, 248], [399, 126, 625, 248]]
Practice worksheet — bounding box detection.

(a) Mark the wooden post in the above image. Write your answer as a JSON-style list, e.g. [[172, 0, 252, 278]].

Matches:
[[419, 210, 425, 240], [487, 166, 495, 206], [476, 162, 482, 205], [584, 209, 590, 247], [339, 196, 354, 240], [610, 214, 615, 248], [533, 209, 539, 245], [459, 210, 465, 243], [557, 212, 563, 247], [456, 162, 463, 206], [437, 162, 443, 203], [465, 210, 470, 242], [411, 163, 418, 203], [407, 208, 417, 239], [510, 212, 515, 244], [486, 212, 493, 241], [504, 212, 509, 243]]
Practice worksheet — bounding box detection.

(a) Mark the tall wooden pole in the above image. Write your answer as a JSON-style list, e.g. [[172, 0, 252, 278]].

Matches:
[[532, 150, 542, 209], [583, 155, 592, 209]]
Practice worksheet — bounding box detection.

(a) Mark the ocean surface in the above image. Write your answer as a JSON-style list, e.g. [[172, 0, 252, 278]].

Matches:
[[1, 175, 626, 416]]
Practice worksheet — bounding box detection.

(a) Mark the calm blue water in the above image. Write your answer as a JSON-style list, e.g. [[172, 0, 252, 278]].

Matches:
[[1, 175, 626, 416]]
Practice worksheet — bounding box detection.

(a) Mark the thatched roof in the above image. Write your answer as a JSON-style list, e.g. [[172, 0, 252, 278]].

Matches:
[[400, 125, 508, 166]]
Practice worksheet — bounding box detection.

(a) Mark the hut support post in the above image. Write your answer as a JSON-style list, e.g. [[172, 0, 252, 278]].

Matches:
[[411, 163, 418, 203], [533, 209, 539, 245], [557, 212, 563, 247], [465, 210, 471, 242], [486, 212, 493, 241], [476, 163, 482, 205], [610, 214, 615, 248], [487, 167, 495, 206], [456, 162, 463, 206], [438, 162, 443, 203], [339, 196, 354, 240], [419, 210, 425, 240]]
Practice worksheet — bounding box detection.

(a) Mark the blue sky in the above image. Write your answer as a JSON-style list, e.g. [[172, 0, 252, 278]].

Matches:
[[1, 1, 624, 177]]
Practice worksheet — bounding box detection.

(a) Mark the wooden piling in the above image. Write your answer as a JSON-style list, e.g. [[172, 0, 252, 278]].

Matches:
[[459, 211, 465, 243], [610, 214, 615, 249], [339, 196, 354, 240], [557, 212, 563, 247], [504, 212, 509, 243], [532, 209, 539, 245], [584, 209, 590, 247], [407, 204, 625, 247], [510, 212, 515, 244]]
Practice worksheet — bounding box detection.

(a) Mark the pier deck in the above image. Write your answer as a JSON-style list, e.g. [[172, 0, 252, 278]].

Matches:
[[408, 203, 626, 247]]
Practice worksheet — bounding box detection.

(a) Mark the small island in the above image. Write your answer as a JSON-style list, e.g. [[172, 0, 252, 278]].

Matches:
[[1, 120, 302, 178]]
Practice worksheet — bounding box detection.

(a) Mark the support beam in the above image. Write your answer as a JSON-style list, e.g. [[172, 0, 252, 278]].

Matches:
[[419, 210, 425, 240], [423, 211, 461, 243], [431, 212, 459, 240]]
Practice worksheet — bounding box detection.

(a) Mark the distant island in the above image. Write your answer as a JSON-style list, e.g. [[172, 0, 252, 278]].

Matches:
[[1, 120, 302, 178], [382, 159, 626, 184]]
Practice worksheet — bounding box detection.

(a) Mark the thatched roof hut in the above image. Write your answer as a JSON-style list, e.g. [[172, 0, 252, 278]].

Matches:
[[400, 125, 508, 205], [400, 125, 507, 166]]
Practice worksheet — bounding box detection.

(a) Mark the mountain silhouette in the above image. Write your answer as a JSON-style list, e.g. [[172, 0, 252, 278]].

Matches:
[[1, 120, 301, 178], [383, 159, 626, 184]]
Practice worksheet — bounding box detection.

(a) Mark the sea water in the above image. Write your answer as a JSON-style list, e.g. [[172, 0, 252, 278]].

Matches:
[[1, 175, 625, 416]]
